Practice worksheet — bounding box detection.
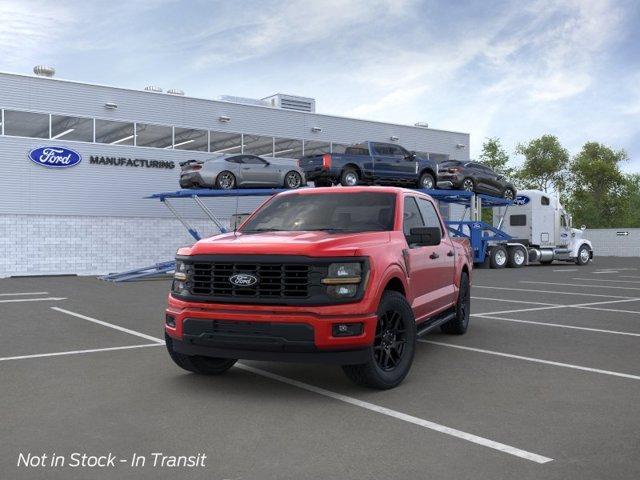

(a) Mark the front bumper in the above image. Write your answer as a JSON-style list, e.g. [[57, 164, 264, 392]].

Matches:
[[165, 296, 378, 364]]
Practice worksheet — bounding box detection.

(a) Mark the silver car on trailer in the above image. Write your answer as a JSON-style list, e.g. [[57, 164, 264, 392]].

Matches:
[[180, 154, 306, 189]]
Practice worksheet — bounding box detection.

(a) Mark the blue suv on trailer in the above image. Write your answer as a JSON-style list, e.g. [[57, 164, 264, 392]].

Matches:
[[298, 141, 441, 189]]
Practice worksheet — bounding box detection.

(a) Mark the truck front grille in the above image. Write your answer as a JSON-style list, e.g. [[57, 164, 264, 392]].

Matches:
[[189, 262, 311, 299]]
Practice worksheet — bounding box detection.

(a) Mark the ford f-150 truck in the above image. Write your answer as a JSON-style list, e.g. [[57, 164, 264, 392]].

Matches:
[[165, 186, 473, 389], [298, 141, 440, 190]]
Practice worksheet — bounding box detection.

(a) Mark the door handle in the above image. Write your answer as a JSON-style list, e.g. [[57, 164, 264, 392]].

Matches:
[[429, 252, 439, 260], [447, 250, 454, 257]]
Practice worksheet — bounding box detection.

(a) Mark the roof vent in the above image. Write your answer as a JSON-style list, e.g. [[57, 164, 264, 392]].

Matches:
[[167, 88, 185, 96], [144, 85, 163, 93], [261, 94, 316, 113], [33, 65, 55, 77], [414, 122, 429, 128]]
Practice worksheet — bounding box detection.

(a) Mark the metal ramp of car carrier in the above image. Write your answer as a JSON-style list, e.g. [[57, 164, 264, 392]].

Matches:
[[100, 188, 512, 282]]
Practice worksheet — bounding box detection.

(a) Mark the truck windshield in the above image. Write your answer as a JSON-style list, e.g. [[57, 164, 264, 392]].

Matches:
[[240, 192, 396, 233]]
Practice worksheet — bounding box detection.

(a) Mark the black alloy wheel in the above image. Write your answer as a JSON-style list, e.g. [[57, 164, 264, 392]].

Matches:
[[374, 309, 407, 371], [341, 291, 416, 389]]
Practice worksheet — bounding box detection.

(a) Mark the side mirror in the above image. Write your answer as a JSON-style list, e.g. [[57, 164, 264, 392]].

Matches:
[[581, 225, 586, 230], [404, 152, 416, 161], [407, 227, 441, 247]]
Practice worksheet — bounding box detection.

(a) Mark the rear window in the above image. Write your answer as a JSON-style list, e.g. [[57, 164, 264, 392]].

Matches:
[[240, 192, 396, 233], [345, 144, 370, 155], [439, 160, 462, 168]]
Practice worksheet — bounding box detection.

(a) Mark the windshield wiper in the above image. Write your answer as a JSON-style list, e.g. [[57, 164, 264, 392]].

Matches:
[[240, 228, 284, 233]]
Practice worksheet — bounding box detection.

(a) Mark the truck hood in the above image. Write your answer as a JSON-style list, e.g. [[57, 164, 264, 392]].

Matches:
[[181, 231, 391, 257]]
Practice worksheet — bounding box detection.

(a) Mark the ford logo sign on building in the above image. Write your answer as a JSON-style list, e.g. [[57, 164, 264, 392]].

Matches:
[[229, 273, 259, 287], [28, 146, 82, 168]]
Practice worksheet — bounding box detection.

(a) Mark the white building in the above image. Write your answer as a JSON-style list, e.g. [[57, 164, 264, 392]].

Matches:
[[0, 69, 470, 277]]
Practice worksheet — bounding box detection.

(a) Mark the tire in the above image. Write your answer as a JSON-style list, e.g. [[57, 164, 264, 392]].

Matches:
[[215, 171, 236, 190], [503, 187, 516, 200], [284, 170, 303, 189], [461, 178, 475, 192], [507, 246, 526, 268], [575, 245, 591, 265], [441, 272, 470, 334], [340, 168, 359, 186], [489, 245, 508, 269], [418, 172, 435, 190], [165, 334, 237, 375], [342, 291, 416, 389]]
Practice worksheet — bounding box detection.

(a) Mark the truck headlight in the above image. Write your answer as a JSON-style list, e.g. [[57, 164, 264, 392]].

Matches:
[[172, 260, 189, 293], [323, 263, 363, 298]]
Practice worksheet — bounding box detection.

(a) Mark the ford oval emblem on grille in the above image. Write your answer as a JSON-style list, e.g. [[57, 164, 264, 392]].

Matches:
[[229, 273, 258, 287]]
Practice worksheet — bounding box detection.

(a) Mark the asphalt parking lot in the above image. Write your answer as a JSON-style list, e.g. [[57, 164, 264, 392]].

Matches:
[[2, 257, 640, 480]]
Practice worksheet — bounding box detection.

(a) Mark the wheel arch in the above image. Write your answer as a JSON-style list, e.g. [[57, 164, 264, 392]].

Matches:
[[343, 163, 363, 176]]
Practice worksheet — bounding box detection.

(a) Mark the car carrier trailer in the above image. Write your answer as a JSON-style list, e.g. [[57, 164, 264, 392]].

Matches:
[[101, 187, 574, 282]]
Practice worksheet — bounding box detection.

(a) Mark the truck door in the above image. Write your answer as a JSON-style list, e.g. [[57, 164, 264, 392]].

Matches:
[[402, 196, 455, 321], [372, 143, 416, 183], [558, 211, 570, 247]]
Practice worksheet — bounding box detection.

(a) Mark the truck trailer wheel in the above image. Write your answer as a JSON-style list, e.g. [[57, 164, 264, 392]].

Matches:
[[165, 334, 237, 375], [507, 246, 526, 268], [441, 272, 470, 334], [575, 245, 591, 265], [341, 291, 416, 390], [489, 245, 508, 269]]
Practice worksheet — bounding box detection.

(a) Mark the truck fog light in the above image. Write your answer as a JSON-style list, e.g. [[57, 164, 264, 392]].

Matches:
[[165, 315, 176, 328], [327, 284, 357, 298], [332, 323, 363, 337]]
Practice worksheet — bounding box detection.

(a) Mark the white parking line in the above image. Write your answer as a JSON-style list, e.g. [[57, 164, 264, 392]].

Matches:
[[420, 340, 640, 381], [237, 363, 553, 464], [521, 281, 640, 291], [572, 278, 640, 284], [553, 269, 578, 272], [0, 292, 49, 296], [475, 297, 640, 316], [51, 307, 164, 344], [473, 314, 640, 337], [593, 270, 619, 274], [0, 343, 163, 362], [474, 285, 636, 299], [472, 296, 558, 306], [620, 275, 640, 279], [0, 297, 66, 304]]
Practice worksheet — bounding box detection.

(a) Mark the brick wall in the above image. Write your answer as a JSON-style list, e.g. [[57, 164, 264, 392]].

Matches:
[[0, 214, 230, 277]]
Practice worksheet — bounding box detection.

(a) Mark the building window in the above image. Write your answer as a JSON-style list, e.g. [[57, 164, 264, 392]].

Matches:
[[210, 131, 242, 154], [3, 110, 49, 138], [95, 119, 135, 145], [135, 123, 173, 148], [173, 127, 208, 151], [303, 140, 330, 156], [331, 143, 350, 154], [243, 134, 274, 156], [273, 137, 303, 158], [51, 114, 93, 142]]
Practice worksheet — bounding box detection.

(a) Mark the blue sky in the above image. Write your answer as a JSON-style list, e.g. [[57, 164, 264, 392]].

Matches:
[[1, 0, 639, 170]]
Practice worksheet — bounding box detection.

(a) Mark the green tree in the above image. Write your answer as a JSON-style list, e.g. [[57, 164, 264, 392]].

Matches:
[[479, 137, 514, 178], [515, 135, 569, 192], [565, 142, 628, 228]]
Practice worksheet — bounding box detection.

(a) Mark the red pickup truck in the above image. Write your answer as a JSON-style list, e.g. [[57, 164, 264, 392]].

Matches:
[[165, 186, 473, 389]]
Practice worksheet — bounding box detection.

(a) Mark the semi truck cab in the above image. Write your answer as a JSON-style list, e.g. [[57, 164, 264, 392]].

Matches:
[[495, 189, 593, 265]]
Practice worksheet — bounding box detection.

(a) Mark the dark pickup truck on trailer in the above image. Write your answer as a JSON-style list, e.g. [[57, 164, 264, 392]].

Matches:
[[165, 186, 473, 389], [298, 141, 441, 189]]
